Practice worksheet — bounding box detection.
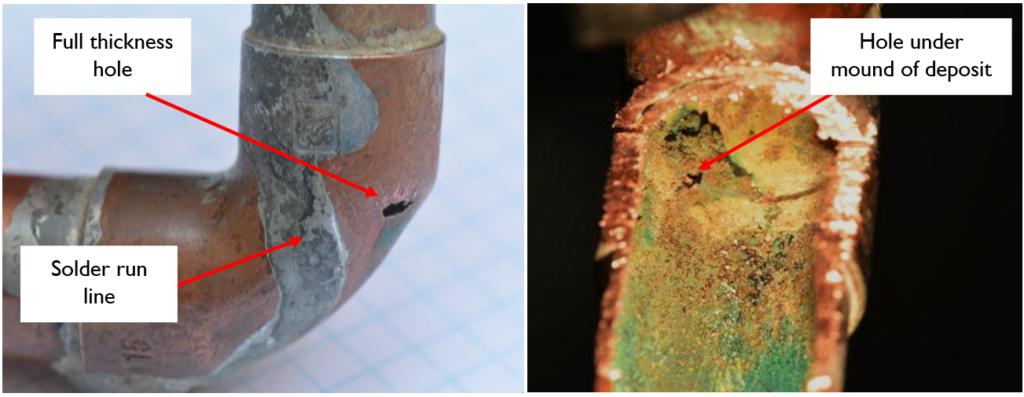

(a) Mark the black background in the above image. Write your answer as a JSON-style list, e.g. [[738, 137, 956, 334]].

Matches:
[[527, 3, 1022, 392]]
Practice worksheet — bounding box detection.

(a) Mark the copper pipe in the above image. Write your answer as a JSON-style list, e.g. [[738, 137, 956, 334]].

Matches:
[[2, 4, 444, 392]]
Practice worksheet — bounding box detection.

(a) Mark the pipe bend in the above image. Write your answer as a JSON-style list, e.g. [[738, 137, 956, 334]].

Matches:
[[3, 4, 443, 392]]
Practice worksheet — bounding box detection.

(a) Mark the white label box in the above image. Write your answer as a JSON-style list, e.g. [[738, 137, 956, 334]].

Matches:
[[810, 18, 1012, 95], [20, 246, 178, 323], [34, 18, 191, 95]]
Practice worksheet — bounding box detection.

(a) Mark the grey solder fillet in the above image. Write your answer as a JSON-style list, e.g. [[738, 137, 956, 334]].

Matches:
[[221, 6, 381, 374], [169, 21, 379, 387], [82, 169, 113, 247], [3, 177, 95, 296], [226, 20, 377, 359]]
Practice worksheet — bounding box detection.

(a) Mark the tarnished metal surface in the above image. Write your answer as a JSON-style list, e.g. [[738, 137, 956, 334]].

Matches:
[[3, 292, 63, 362], [319, 4, 434, 43], [218, 12, 363, 380], [247, 4, 442, 55], [78, 164, 277, 376], [329, 43, 444, 305], [2, 177, 65, 363], [593, 4, 877, 392], [3, 177, 94, 296], [2, 4, 444, 392]]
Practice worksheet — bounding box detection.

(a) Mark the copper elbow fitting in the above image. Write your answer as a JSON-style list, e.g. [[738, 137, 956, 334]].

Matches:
[[2, 4, 444, 392]]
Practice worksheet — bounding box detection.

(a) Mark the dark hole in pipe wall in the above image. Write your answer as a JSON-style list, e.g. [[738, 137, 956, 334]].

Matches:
[[383, 201, 412, 217], [682, 172, 703, 188]]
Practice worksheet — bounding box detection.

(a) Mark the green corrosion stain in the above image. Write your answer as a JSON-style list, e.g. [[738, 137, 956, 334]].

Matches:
[[376, 209, 413, 252], [740, 319, 810, 391], [610, 90, 833, 391], [639, 187, 659, 249]]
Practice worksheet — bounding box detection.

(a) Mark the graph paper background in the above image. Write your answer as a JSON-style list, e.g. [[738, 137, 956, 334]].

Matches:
[[2, 4, 524, 392]]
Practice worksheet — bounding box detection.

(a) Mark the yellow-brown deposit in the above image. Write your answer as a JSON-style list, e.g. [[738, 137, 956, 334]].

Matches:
[[607, 90, 831, 391]]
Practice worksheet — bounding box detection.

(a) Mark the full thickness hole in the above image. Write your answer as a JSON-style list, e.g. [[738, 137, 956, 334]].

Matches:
[[382, 201, 412, 217]]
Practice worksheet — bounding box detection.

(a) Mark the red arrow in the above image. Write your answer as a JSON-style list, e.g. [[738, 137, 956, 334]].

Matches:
[[146, 93, 378, 197], [698, 95, 833, 171], [178, 236, 302, 287]]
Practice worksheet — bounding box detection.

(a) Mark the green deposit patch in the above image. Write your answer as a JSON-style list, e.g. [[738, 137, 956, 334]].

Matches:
[[611, 92, 832, 392]]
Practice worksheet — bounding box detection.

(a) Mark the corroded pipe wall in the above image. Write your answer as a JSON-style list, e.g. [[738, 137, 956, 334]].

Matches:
[[594, 4, 877, 392]]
